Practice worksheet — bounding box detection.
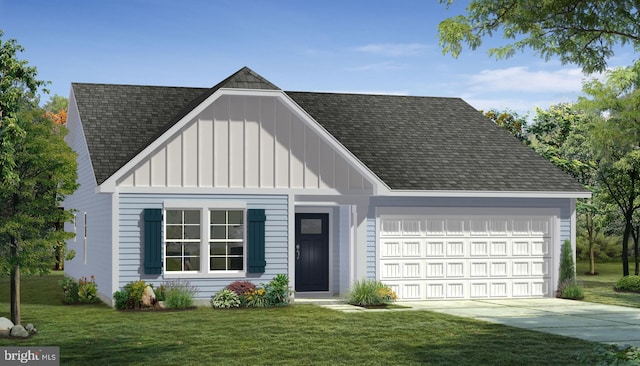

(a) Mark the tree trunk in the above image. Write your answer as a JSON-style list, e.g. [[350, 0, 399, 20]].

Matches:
[[10, 237, 21, 325], [587, 213, 595, 275], [622, 215, 632, 276], [633, 226, 640, 276]]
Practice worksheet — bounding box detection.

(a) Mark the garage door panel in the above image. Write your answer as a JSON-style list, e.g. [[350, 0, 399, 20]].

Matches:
[[490, 241, 508, 256], [447, 262, 465, 277], [470, 241, 489, 256], [426, 241, 445, 256], [403, 262, 422, 278], [403, 241, 421, 257], [470, 283, 489, 298], [379, 215, 553, 300], [446, 241, 464, 256], [470, 262, 488, 277]]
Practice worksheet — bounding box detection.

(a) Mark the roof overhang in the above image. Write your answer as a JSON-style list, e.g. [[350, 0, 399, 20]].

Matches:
[[381, 190, 591, 199]]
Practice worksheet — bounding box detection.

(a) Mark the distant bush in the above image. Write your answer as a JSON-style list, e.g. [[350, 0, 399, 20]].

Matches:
[[615, 276, 640, 293]]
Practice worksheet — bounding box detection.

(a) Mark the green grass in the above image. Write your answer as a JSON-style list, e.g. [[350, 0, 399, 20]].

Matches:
[[577, 261, 640, 308], [0, 272, 603, 365]]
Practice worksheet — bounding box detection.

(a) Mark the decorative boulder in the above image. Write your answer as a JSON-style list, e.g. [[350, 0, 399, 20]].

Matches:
[[141, 286, 156, 307], [10, 325, 29, 338], [0, 317, 13, 336], [25, 324, 36, 334]]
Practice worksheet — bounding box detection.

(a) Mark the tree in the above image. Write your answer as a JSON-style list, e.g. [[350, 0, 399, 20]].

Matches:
[[0, 31, 78, 325], [43, 95, 68, 127], [438, 0, 640, 73], [482, 109, 528, 142], [530, 103, 601, 274], [43, 94, 68, 113], [579, 62, 640, 276]]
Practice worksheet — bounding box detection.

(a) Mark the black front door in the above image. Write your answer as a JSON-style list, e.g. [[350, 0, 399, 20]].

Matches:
[[295, 213, 329, 292]]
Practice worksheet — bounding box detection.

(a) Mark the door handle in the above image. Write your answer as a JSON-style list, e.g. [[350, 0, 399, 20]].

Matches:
[[296, 244, 300, 260]]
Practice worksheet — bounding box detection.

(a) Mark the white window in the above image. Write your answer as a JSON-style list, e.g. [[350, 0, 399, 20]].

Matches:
[[165, 210, 201, 272], [164, 203, 246, 274], [209, 210, 244, 271]]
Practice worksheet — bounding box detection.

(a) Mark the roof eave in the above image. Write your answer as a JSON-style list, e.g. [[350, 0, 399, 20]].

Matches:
[[380, 190, 591, 199]]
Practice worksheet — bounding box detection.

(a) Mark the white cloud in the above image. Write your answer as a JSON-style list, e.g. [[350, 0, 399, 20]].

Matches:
[[468, 66, 587, 93], [355, 43, 428, 57]]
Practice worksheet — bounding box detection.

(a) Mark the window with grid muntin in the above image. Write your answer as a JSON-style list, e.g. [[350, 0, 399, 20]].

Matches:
[[165, 209, 201, 272], [209, 210, 244, 271]]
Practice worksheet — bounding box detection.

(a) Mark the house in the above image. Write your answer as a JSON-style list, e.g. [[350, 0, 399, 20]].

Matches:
[[63, 67, 589, 305]]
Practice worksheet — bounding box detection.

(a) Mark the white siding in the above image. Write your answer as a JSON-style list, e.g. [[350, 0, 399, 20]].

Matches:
[[63, 91, 113, 302], [117, 95, 373, 192], [118, 193, 288, 299]]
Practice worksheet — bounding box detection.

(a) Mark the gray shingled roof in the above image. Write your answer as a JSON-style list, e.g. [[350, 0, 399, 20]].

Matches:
[[73, 67, 278, 184], [72, 67, 586, 192], [286, 92, 585, 191]]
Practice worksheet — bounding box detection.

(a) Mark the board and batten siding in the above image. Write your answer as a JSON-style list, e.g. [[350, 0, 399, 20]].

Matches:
[[63, 91, 113, 302], [118, 193, 288, 299], [366, 197, 573, 279], [117, 94, 372, 193]]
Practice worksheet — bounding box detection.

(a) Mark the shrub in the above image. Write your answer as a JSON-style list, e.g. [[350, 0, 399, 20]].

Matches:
[[58, 277, 79, 304], [615, 275, 640, 292], [348, 279, 397, 306], [245, 288, 269, 307], [123, 280, 148, 308], [155, 284, 167, 302], [558, 239, 576, 286], [77, 275, 99, 303], [265, 274, 292, 306], [164, 280, 198, 309], [113, 290, 130, 310], [561, 283, 585, 300], [211, 289, 241, 309], [225, 281, 257, 297]]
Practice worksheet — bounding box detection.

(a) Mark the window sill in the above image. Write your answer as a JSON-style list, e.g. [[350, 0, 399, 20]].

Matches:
[[163, 271, 247, 279]]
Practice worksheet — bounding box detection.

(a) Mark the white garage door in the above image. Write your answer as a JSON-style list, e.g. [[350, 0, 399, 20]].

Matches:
[[379, 215, 553, 300]]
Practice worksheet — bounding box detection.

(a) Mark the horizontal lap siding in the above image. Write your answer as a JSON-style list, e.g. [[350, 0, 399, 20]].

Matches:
[[63, 95, 113, 301], [367, 197, 572, 279], [118, 193, 288, 299]]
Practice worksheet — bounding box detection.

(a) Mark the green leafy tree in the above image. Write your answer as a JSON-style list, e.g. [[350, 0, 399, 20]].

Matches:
[[530, 104, 604, 274], [438, 0, 640, 73], [0, 31, 78, 325], [43, 94, 68, 113], [482, 109, 528, 142], [579, 62, 640, 276]]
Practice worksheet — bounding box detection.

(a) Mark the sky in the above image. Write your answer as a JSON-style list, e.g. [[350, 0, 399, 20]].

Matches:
[[1, 0, 637, 118]]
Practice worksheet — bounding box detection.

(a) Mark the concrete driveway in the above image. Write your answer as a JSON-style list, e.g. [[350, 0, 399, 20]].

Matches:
[[399, 298, 640, 347]]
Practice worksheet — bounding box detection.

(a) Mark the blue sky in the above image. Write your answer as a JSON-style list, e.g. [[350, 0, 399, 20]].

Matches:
[[1, 0, 636, 117]]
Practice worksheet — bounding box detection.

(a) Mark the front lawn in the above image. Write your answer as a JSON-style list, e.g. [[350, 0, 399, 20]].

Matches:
[[577, 261, 640, 308], [0, 272, 602, 365]]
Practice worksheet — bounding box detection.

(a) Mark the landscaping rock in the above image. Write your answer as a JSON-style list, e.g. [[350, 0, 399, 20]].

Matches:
[[10, 325, 29, 338], [25, 323, 35, 333], [0, 317, 14, 331], [141, 286, 156, 307]]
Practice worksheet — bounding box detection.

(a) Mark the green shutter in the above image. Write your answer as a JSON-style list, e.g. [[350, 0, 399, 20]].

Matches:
[[247, 209, 266, 273], [144, 208, 163, 275]]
